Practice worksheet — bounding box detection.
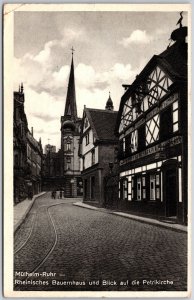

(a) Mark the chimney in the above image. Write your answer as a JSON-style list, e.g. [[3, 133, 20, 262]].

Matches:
[[31, 127, 33, 136]]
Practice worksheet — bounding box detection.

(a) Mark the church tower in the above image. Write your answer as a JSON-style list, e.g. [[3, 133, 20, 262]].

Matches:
[[61, 49, 83, 197]]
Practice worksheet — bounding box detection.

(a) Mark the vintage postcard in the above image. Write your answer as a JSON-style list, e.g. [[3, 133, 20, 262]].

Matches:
[[4, 3, 191, 298]]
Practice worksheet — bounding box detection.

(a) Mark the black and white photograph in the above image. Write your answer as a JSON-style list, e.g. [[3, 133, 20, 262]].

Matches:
[[3, 3, 191, 297]]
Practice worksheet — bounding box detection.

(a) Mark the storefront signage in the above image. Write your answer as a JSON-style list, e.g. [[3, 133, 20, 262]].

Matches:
[[120, 136, 182, 166]]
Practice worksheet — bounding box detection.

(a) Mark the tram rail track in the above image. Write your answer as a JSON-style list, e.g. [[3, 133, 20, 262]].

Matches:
[[14, 202, 66, 288]]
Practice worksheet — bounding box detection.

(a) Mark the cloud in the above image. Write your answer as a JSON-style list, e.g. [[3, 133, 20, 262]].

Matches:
[[33, 40, 55, 64], [14, 27, 142, 151], [60, 28, 84, 46], [53, 65, 70, 85], [32, 112, 58, 122], [119, 30, 153, 47]]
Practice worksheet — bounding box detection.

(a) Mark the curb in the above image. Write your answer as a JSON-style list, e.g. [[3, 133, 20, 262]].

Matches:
[[14, 192, 46, 234], [73, 202, 187, 234]]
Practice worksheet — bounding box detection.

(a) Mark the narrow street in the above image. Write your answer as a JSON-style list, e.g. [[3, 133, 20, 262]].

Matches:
[[14, 193, 187, 291]]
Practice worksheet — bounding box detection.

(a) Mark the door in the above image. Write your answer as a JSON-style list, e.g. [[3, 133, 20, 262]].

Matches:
[[165, 168, 177, 217]]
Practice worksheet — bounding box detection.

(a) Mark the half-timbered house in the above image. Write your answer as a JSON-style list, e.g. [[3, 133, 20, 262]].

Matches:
[[115, 25, 188, 224]]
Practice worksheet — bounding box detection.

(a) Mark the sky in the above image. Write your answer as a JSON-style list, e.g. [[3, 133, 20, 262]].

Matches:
[[14, 10, 188, 151]]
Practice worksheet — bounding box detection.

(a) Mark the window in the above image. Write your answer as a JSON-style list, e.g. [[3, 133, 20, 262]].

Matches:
[[91, 149, 95, 165], [149, 173, 161, 200], [138, 125, 146, 151], [137, 177, 141, 200], [85, 133, 89, 145], [66, 157, 71, 170], [172, 101, 179, 132], [120, 178, 128, 200], [160, 106, 173, 140], [125, 134, 131, 156], [67, 142, 71, 151], [123, 179, 128, 200], [131, 130, 138, 153], [146, 114, 159, 145], [131, 176, 136, 200], [150, 175, 156, 200]]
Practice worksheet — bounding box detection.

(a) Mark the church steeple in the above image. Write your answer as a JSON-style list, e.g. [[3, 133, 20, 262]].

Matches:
[[64, 48, 77, 120], [105, 92, 114, 111]]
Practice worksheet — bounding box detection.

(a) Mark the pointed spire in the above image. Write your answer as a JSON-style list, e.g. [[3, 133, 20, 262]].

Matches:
[[105, 91, 114, 111], [19, 84, 21, 93], [64, 49, 77, 120]]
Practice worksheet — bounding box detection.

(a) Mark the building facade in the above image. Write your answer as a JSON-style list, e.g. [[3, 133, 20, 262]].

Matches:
[[26, 128, 43, 197], [42, 149, 63, 191], [115, 25, 188, 224], [14, 85, 28, 203], [60, 54, 83, 197], [79, 95, 118, 206], [14, 84, 43, 203]]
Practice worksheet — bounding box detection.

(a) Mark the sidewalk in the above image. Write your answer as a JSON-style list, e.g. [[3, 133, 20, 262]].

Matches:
[[73, 202, 187, 233], [14, 192, 46, 233]]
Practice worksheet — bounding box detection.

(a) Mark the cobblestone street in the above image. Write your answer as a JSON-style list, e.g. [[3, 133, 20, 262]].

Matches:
[[14, 193, 187, 291]]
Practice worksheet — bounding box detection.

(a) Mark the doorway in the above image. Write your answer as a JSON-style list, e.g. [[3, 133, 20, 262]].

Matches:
[[165, 168, 177, 217]]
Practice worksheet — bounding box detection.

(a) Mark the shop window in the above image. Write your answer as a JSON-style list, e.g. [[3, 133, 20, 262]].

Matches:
[[150, 175, 156, 200], [138, 125, 146, 151], [149, 173, 161, 201], [137, 177, 141, 201], [146, 114, 159, 145], [156, 174, 160, 185], [160, 106, 173, 140], [156, 188, 160, 199], [131, 176, 136, 200], [142, 176, 146, 199], [143, 189, 146, 199], [120, 178, 128, 200]]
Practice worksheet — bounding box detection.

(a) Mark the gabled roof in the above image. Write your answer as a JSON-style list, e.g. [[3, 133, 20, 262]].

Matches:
[[83, 108, 118, 142]]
